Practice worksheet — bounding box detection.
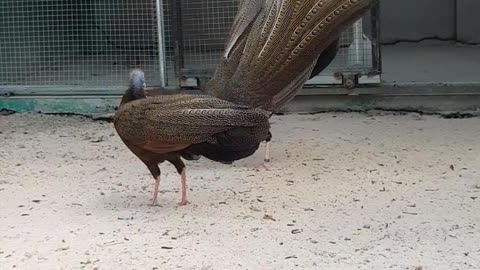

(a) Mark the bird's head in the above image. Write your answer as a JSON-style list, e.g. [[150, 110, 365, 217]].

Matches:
[[119, 68, 147, 106], [128, 68, 147, 92]]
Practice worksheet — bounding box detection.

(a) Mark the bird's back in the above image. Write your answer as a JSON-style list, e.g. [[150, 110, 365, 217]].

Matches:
[[114, 94, 271, 162]]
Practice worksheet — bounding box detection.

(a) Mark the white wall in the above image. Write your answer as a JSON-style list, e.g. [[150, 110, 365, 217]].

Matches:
[[380, 0, 480, 44]]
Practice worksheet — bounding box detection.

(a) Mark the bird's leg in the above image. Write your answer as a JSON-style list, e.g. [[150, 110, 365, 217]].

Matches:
[[264, 141, 271, 163], [257, 132, 272, 171], [179, 169, 189, 206], [169, 158, 190, 206], [151, 176, 160, 206], [145, 162, 161, 206]]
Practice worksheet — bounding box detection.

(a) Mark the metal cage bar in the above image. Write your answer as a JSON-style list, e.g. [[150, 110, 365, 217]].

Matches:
[[156, 0, 167, 87]]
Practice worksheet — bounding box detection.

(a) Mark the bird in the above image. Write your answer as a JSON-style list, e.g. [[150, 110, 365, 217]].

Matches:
[[114, 69, 271, 206], [309, 39, 341, 80], [204, 0, 376, 166]]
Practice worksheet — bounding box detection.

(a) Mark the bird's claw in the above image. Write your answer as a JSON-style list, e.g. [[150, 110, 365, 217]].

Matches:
[[256, 163, 271, 171], [149, 202, 161, 207], [177, 200, 190, 206]]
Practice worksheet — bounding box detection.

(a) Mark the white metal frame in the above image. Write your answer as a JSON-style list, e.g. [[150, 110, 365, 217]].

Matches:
[[156, 0, 167, 87]]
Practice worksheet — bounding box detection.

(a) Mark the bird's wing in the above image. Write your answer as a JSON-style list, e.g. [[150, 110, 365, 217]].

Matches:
[[114, 95, 270, 152], [205, 0, 265, 96], [271, 37, 340, 110], [206, 0, 376, 110], [270, 60, 316, 111], [309, 38, 340, 80], [139, 142, 191, 155], [224, 0, 264, 58], [248, 0, 376, 92]]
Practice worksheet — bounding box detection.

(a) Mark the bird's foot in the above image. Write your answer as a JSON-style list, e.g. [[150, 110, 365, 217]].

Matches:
[[177, 200, 190, 206], [149, 203, 161, 207], [256, 163, 271, 171], [149, 201, 161, 207], [150, 177, 161, 207], [149, 197, 161, 207]]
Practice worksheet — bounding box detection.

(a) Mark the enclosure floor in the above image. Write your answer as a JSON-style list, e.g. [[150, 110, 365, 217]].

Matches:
[[382, 41, 480, 84], [1, 113, 479, 269]]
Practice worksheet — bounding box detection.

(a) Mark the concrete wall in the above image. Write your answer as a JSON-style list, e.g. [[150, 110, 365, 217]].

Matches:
[[380, 0, 456, 43], [380, 0, 480, 44], [457, 0, 480, 43]]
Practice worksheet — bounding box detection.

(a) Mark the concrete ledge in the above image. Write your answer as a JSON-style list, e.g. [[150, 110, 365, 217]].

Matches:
[[1, 84, 480, 116], [0, 96, 119, 115], [281, 94, 480, 115]]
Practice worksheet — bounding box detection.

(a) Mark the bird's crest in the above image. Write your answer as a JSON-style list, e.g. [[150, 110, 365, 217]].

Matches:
[[129, 69, 146, 92]]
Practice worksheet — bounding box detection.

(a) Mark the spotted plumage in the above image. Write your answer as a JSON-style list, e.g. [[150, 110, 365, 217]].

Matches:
[[206, 0, 377, 110]]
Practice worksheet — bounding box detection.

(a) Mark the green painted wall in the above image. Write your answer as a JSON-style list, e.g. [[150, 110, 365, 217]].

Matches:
[[0, 97, 120, 115]]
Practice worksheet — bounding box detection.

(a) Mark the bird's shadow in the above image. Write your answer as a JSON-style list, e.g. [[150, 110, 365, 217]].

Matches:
[[92, 189, 179, 211]]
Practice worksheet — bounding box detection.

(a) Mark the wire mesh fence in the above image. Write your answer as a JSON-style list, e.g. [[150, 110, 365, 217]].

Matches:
[[0, 0, 164, 94], [180, 0, 239, 72]]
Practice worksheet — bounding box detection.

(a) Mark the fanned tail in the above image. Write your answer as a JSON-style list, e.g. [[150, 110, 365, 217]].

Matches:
[[206, 0, 377, 111]]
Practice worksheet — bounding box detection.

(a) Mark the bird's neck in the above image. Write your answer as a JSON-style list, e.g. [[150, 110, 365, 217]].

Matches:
[[120, 88, 146, 107]]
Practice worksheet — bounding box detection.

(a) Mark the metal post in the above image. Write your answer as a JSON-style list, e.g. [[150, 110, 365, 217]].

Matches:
[[171, 0, 185, 77], [370, 3, 382, 74], [349, 19, 364, 67], [156, 0, 167, 87]]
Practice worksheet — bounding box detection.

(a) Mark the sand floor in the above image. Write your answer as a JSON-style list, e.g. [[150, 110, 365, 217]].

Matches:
[[1, 112, 479, 270]]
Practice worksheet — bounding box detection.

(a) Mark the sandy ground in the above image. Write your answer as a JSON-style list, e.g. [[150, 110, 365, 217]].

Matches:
[[1, 112, 479, 270]]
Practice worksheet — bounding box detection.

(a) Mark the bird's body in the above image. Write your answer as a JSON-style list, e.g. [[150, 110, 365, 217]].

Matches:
[[113, 1, 377, 205], [205, 0, 376, 164], [114, 70, 270, 205]]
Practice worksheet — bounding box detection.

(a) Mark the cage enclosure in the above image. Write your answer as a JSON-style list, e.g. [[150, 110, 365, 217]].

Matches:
[[0, 0, 166, 96], [165, 0, 382, 90], [0, 0, 381, 96]]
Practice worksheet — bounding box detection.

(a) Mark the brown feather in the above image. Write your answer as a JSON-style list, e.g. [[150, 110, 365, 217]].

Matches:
[[114, 93, 271, 166], [140, 142, 191, 154], [114, 71, 271, 204], [206, 0, 377, 111], [113, 69, 275, 205]]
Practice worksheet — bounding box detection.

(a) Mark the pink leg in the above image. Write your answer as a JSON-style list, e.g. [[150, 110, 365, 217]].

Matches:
[[151, 176, 160, 206], [257, 142, 271, 171], [178, 169, 190, 206], [264, 141, 271, 163]]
